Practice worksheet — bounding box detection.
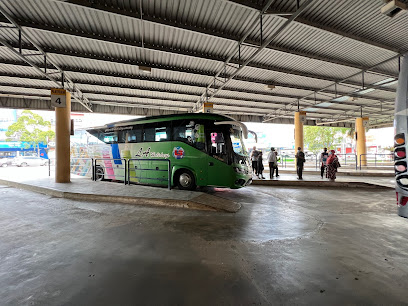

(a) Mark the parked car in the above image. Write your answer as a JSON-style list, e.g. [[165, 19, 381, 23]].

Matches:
[[12, 156, 48, 167], [0, 157, 12, 167]]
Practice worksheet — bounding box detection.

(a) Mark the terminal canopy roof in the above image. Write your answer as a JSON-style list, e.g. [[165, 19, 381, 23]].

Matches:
[[0, 0, 406, 127]]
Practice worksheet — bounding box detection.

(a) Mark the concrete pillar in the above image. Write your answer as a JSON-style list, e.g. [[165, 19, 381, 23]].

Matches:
[[55, 91, 71, 183], [356, 117, 368, 166], [294, 112, 304, 151]]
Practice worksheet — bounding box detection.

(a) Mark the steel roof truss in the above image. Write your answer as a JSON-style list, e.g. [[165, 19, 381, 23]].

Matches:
[[0, 8, 92, 112]]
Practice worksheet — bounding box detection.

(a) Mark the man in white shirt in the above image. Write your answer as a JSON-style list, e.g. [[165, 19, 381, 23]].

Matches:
[[267, 147, 279, 179]]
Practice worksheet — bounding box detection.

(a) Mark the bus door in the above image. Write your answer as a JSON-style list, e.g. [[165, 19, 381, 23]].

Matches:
[[206, 129, 232, 187], [172, 120, 208, 186]]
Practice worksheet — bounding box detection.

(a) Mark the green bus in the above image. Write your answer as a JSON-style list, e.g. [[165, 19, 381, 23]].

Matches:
[[78, 113, 253, 190]]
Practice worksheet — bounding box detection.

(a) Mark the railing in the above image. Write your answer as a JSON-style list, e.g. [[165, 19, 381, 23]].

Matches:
[[335, 154, 357, 170], [127, 158, 171, 190], [48, 158, 172, 189], [94, 158, 127, 185], [48, 157, 94, 177], [70, 157, 93, 177], [359, 153, 394, 170], [278, 154, 318, 169], [48, 158, 53, 176]]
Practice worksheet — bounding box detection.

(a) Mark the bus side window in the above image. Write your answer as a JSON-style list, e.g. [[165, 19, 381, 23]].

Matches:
[[127, 129, 141, 143], [143, 125, 155, 142], [172, 120, 205, 150], [103, 132, 118, 144], [155, 127, 169, 141], [118, 131, 127, 143]]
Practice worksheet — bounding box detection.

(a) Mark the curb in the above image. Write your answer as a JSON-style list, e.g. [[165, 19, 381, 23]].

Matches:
[[251, 179, 393, 189], [0, 179, 240, 213]]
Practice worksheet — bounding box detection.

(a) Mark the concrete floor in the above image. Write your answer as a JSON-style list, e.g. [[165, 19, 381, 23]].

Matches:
[[0, 182, 407, 305]]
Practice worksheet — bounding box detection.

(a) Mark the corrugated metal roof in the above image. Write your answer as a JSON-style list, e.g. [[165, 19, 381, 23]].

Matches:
[[301, 0, 408, 52], [0, 0, 404, 124]]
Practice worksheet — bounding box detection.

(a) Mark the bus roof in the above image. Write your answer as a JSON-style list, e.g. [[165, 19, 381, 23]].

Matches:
[[89, 113, 235, 130]]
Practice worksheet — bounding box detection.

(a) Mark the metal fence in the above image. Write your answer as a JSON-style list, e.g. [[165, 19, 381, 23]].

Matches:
[[257, 152, 392, 171], [127, 158, 171, 190], [48, 157, 172, 189], [359, 153, 394, 170], [335, 154, 357, 170], [48, 157, 94, 177], [94, 158, 127, 185], [278, 154, 318, 169], [70, 157, 93, 177]]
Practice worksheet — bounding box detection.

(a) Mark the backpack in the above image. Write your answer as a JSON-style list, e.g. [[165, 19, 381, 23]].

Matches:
[[333, 159, 341, 169]]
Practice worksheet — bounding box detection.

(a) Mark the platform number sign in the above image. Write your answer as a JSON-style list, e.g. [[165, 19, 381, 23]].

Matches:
[[51, 88, 67, 108]]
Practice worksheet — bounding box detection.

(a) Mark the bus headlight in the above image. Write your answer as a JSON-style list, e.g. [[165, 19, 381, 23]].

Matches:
[[234, 167, 245, 174]]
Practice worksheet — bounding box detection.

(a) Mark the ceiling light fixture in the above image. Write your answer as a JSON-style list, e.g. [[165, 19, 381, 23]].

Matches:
[[381, 0, 407, 17], [139, 66, 152, 74]]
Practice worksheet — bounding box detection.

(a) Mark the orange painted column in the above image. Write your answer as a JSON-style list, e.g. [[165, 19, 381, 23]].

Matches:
[[55, 91, 71, 183], [294, 112, 304, 151], [355, 117, 368, 167]]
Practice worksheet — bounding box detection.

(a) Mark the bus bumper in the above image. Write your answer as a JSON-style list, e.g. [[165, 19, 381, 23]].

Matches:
[[233, 177, 252, 188]]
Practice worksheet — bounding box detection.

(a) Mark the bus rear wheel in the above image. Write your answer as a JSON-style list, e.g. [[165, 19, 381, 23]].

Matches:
[[176, 170, 196, 191], [95, 166, 105, 181]]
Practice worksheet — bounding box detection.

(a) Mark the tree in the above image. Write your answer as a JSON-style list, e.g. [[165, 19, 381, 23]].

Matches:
[[344, 126, 369, 141], [304, 126, 347, 153], [5, 110, 55, 155]]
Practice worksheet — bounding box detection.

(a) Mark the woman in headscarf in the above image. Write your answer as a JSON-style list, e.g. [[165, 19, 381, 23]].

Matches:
[[326, 150, 340, 181]]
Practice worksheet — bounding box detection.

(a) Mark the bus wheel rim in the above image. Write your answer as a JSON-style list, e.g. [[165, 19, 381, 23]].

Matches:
[[179, 173, 192, 187], [96, 169, 103, 180]]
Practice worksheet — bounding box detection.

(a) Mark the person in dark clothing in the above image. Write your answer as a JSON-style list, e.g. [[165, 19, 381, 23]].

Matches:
[[295, 147, 305, 180], [257, 151, 265, 179], [319, 148, 329, 179], [250, 146, 260, 176], [326, 150, 341, 181]]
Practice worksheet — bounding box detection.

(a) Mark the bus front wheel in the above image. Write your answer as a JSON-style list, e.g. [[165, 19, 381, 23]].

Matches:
[[176, 170, 196, 191]]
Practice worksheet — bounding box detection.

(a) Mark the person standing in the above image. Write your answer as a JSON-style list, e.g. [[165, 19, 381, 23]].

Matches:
[[274, 150, 280, 178], [267, 147, 279, 179], [295, 147, 305, 180], [250, 146, 260, 176], [326, 150, 340, 181], [257, 151, 265, 179], [319, 148, 329, 179]]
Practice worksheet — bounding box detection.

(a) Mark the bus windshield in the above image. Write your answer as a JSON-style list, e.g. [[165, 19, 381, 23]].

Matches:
[[230, 128, 247, 156]]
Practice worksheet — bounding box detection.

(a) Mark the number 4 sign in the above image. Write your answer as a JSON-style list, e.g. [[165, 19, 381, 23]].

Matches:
[[51, 88, 67, 108]]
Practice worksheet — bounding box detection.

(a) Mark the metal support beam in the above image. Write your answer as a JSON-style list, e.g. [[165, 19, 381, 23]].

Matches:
[[264, 54, 399, 122], [228, 0, 401, 54], [0, 7, 92, 112], [193, 0, 314, 112], [2, 32, 395, 93], [43, 1, 399, 85], [0, 72, 390, 110]]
